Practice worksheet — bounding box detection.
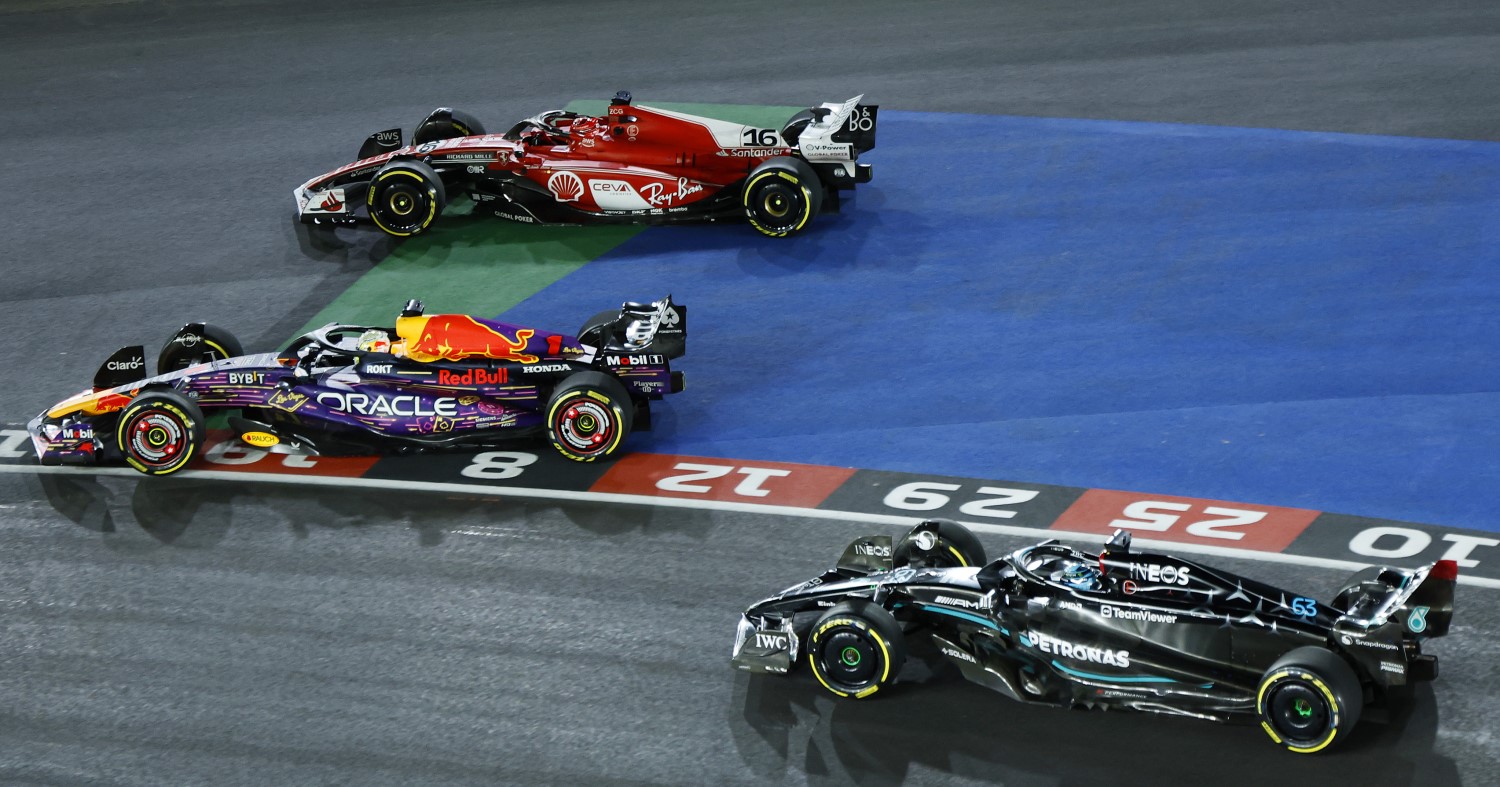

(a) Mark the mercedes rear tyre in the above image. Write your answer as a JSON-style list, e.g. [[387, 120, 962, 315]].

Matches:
[[156, 323, 244, 375], [545, 371, 633, 462], [808, 600, 906, 699], [742, 156, 823, 237], [1257, 646, 1364, 754], [367, 159, 446, 237], [893, 519, 987, 569], [115, 389, 205, 476]]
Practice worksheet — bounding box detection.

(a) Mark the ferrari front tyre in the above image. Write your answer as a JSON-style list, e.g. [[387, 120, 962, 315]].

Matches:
[[1257, 646, 1364, 754], [413, 108, 487, 145], [367, 160, 446, 237], [156, 323, 244, 375], [894, 519, 987, 569], [545, 371, 633, 462], [115, 389, 205, 476], [742, 157, 823, 237], [808, 600, 906, 699]]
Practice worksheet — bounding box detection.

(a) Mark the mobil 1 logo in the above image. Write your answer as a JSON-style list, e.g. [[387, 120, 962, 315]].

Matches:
[[816, 469, 1085, 528]]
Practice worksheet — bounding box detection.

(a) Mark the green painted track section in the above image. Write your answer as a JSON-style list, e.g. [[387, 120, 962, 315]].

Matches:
[[289, 100, 800, 340]]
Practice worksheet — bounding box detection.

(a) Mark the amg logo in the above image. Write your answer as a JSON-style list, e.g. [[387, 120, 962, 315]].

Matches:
[[940, 646, 977, 664], [754, 632, 788, 650], [1101, 605, 1177, 624], [227, 372, 267, 385], [934, 595, 982, 610], [1026, 631, 1131, 668], [363, 364, 393, 375], [854, 544, 891, 558], [1128, 563, 1192, 586]]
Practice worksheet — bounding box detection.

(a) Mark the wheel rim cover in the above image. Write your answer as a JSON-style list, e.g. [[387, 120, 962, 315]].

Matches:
[[821, 630, 877, 686], [128, 411, 187, 466], [1267, 682, 1331, 742], [554, 397, 616, 455]]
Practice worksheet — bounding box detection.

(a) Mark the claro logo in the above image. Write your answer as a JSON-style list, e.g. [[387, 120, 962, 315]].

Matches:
[[106, 358, 144, 371]]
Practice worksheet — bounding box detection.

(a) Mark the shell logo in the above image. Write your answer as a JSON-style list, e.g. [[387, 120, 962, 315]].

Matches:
[[547, 171, 585, 202]]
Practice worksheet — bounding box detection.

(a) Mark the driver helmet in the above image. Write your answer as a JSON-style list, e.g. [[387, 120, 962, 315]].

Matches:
[[357, 329, 391, 354], [571, 116, 600, 137], [1052, 558, 1102, 592]]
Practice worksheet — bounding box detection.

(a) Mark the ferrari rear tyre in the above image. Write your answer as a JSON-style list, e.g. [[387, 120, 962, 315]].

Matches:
[[808, 600, 906, 699], [743, 157, 822, 237], [894, 519, 987, 569], [546, 371, 633, 462], [779, 108, 819, 147], [115, 389, 205, 476], [156, 323, 243, 375], [413, 108, 487, 144], [368, 160, 446, 237], [1257, 646, 1363, 754]]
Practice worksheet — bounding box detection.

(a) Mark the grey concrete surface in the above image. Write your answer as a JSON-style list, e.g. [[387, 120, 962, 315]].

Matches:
[[1, 1, 1497, 783]]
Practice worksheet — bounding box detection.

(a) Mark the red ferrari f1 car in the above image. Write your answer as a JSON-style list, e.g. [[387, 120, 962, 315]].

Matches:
[[294, 92, 876, 238]]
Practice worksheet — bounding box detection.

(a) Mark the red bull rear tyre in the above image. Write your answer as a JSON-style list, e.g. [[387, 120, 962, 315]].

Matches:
[[545, 371, 633, 462]]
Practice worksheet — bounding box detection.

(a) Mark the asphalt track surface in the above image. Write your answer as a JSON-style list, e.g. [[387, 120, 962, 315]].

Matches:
[[2, 1, 1499, 784]]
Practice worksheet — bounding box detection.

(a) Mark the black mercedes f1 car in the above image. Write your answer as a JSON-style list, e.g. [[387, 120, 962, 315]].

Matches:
[[731, 521, 1457, 754]]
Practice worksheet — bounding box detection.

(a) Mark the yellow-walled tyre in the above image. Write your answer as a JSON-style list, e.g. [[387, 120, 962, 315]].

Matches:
[[742, 157, 823, 237], [156, 323, 243, 375], [413, 108, 487, 145], [808, 600, 906, 699], [115, 389, 205, 476], [367, 159, 446, 237], [894, 519, 987, 569], [546, 371, 633, 462], [1257, 646, 1364, 754]]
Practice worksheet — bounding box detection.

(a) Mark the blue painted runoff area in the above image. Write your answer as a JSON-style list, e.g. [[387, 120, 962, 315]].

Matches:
[[501, 110, 1500, 533]]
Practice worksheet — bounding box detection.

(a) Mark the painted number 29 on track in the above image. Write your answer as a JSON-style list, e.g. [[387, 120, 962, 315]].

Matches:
[[881, 481, 1040, 519]]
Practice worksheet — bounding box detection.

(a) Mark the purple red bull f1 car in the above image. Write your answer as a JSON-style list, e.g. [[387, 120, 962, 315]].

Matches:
[[732, 520, 1457, 754], [28, 297, 686, 475]]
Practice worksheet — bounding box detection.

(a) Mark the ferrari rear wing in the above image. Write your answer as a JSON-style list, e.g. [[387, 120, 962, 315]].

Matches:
[[822, 95, 878, 153]]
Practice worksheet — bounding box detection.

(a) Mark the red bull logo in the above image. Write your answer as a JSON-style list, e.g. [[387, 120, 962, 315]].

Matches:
[[397, 315, 539, 363], [437, 368, 509, 386]]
